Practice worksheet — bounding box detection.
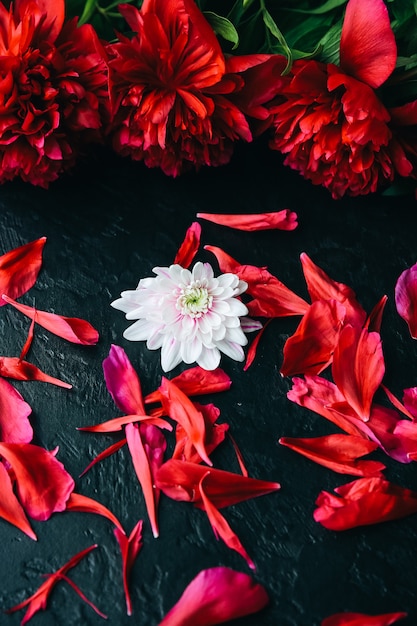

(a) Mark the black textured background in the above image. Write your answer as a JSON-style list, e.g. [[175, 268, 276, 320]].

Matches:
[[1, 140, 417, 625]]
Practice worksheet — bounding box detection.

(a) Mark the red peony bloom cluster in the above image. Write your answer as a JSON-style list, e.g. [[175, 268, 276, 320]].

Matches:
[[0, 0, 109, 187]]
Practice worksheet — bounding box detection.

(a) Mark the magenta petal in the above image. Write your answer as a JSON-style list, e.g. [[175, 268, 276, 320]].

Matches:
[[0, 443, 74, 520], [340, 0, 396, 88], [395, 262, 417, 338], [158, 567, 269, 626], [103, 344, 146, 414]]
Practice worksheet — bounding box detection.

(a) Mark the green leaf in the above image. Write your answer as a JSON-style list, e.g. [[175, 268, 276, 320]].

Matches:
[[78, 0, 98, 25], [281, 0, 347, 15], [262, 8, 292, 71], [203, 11, 239, 48], [317, 21, 342, 65]]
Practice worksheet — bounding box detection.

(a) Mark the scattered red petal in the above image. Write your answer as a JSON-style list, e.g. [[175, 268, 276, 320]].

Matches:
[[158, 566, 269, 626], [0, 237, 46, 306], [321, 611, 407, 625], [174, 222, 201, 268], [78, 413, 170, 433], [0, 462, 36, 540], [20, 316, 36, 360], [197, 210, 298, 231], [0, 376, 33, 443], [145, 367, 231, 405], [79, 439, 127, 477], [2, 295, 99, 345], [243, 320, 271, 371], [0, 356, 72, 388], [172, 402, 228, 464], [365, 295, 388, 333], [66, 492, 125, 532], [114, 520, 143, 615]]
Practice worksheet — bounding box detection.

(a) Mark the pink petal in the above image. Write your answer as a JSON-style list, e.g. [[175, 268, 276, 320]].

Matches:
[[103, 344, 146, 414], [197, 210, 298, 231], [0, 237, 46, 306], [158, 566, 269, 626], [2, 295, 99, 345], [322, 612, 407, 625], [0, 443, 74, 520], [340, 0, 397, 88], [0, 376, 33, 443], [114, 520, 143, 615], [174, 222, 201, 268], [395, 262, 417, 338]]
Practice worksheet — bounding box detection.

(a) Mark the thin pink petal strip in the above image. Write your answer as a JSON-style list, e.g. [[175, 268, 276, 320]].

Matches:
[[0, 462, 36, 540], [2, 295, 99, 345], [158, 566, 269, 626], [174, 222, 201, 268], [0, 376, 33, 443], [114, 520, 143, 616], [395, 262, 417, 338], [197, 210, 298, 231], [0, 237, 46, 306], [66, 492, 125, 532], [321, 611, 407, 625], [0, 443, 74, 520], [340, 0, 397, 88], [103, 344, 146, 414], [0, 356, 72, 388]]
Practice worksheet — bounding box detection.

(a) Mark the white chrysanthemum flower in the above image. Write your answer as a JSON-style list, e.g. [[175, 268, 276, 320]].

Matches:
[[111, 261, 259, 372]]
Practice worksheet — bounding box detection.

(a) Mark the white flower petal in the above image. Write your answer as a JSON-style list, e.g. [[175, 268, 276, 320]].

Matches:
[[161, 336, 183, 372], [197, 346, 221, 370], [181, 337, 203, 364], [216, 340, 245, 362]]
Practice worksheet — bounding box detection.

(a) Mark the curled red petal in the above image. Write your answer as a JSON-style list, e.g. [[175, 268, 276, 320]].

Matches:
[[114, 520, 143, 616], [321, 611, 407, 625], [172, 402, 228, 464], [145, 367, 231, 405], [158, 566, 269, 626], [2, 295, 99, 345], [340, 0, 397, 88], [0, 376, 33, 443], [0, 442, 74, 520], [243, 320, 271, 371], [395, 262, 417, 338], [0, 356, 72, 388], [103, 344, 146, 414], [66, 492, 124, 532], [174, 222, 201, 268], [78, 413, 171, 433], [0, 237, 46, 306], [197, 210, 298, 231]]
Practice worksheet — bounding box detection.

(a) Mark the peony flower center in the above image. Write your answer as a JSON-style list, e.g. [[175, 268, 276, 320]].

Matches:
[[176, 281, 213, 318]]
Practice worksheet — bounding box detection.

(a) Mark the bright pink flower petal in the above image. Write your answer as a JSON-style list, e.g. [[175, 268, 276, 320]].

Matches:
[[65, 492, 125, 532], [340, 0, 397, 88], [0, 376, 33, 443], [402, 387, 417, 419], [197, 210, 298, 231], [2, 295, 99, 345], [322, 612, 407, 625], [0, 462, 36, 540], [156, 459, 280, 509], [126, 423, 166, 538], [174, 222, 201, 268], [395, 262, 417, 338], [279, 434, 385, 476], [0, 443, 74, 521], [158, 566, 269, 626], [314, 477, 417, 530], [114, 520, 143, 615], [103, 344, 146, 414], [0, 357, 72, 388], [281, 300, 346, 377], [0, 237, 46, 306], [332, 325, 385, 421], [6, 544, 102, 624]]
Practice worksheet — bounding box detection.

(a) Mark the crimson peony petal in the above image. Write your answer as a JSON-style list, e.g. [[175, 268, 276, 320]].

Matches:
[[0, 237, 46, 305], [0, 462, 36, 540], [65, 492, 124, 532], [332, 325, 385, 421], [14, 0, 65, 42], [0, 376, 33, 443], [197, 210, 298, 231], [279, 434, 385, 476], [2, 295, 99, 345], [174, 222, 201, 268], [6, 544, 104, 624], [322, 611, 407, 625], [158, 566, 269, 625], [314, 477, 417, 530], [103, 344, 145, 414], [126, 423, 166, 538], [281, 300, 346, 377], [156, 459, 280, 509], [340, 0, 397, 88], [0, 443, 74, 521], [395, 262, 417, 338], [0, 357, 72, 388], [114, 520, 143, 616], [145, 367, 231, 405]]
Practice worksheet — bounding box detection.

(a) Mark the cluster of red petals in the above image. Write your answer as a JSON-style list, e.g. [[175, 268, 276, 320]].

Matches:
[[0, 0, 109, 186], [262, 0, 415, 198], [105, 0, 275, 176]]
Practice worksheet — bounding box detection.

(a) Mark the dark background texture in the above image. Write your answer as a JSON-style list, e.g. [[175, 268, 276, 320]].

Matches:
[[0, 140, 416, 625]]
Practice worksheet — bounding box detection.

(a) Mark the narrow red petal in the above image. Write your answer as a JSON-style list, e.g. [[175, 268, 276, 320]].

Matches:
[[197, 210, 298, 231], [340, 0, 397, 88], [0, 356, 72, 388], [78, 413, 171, 433], [0, 237, 46, 306], [158, 566, 269, 626], [244, 321, 271, 371], [79, 439, 127, 477], [322, 611, 407, 625], [66, 492, 125, 532], [114, 520, 143, 615], [2, 295, 99, 345], [174, 222, 201, 268], [0, 462, 37, 540], [172, 402, 228, 464], [20, 317, 36, 360]]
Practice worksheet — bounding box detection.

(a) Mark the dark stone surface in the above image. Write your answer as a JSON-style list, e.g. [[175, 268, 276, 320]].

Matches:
[[1, 140, 417, 625]]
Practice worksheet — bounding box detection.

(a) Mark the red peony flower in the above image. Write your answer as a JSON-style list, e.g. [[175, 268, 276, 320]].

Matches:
[[266, 0, 414, 198], [106, 0, 273, 176], [0, 0, 109, 186]]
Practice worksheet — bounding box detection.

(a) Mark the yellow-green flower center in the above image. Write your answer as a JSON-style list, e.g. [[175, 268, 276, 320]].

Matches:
[[177, 282, 213, 318]]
